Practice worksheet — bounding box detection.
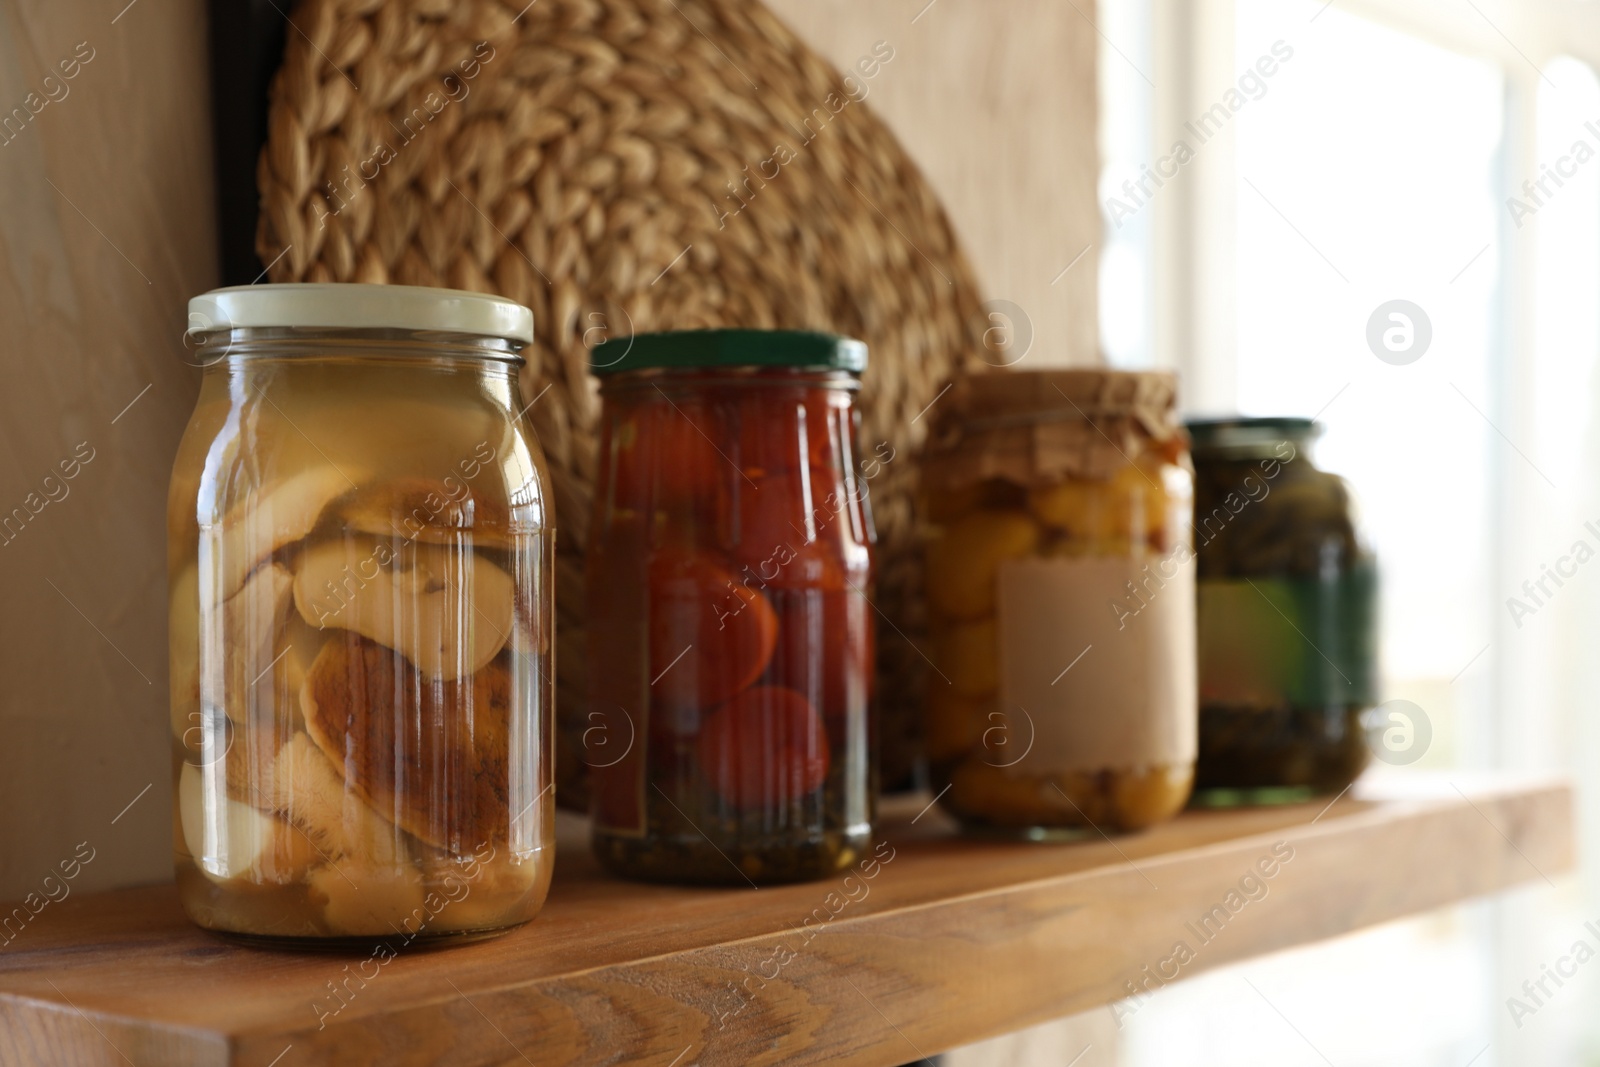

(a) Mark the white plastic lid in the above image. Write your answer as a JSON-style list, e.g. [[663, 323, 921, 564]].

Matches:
[[186, 283, 534, 346]]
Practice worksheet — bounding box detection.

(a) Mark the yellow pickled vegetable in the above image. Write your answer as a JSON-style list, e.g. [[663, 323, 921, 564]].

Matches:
[[947, 760, 1067, 824], [933, 617, 1000, 697], [1027, 481, 1106, 538], [925, 510, 1040, 620], [1111, 764, 1193, 830], [926, 685, 988, 766], [1109, 462, 1171, 546]]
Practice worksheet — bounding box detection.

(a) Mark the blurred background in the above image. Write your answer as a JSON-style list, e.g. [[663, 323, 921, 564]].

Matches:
[[1080, 0, 1600, 1063]]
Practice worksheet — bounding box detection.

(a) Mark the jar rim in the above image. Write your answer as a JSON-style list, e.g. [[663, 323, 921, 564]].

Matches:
[[590, 328, 867, 376], [186, 283, 534, 346], [597, 365, 861, 395], [1187, 416, 1321, 454]]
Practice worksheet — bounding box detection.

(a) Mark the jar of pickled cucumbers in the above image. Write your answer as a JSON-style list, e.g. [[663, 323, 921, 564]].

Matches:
[[585, 330, 874, 884], [1188, 418, 1378, 803], [921, 370, 1196, 836], [171, 284, 554, 943]]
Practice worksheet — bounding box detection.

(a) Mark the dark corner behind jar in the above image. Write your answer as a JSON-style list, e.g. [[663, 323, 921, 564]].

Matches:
[[207, 0, 286, 285]]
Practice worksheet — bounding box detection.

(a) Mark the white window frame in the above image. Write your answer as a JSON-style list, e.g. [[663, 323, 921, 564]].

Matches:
[[1139, 2, 1600, 1060]]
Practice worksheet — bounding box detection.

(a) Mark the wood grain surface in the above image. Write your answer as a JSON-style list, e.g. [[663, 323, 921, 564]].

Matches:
[[0, 774, 1572, 1067]]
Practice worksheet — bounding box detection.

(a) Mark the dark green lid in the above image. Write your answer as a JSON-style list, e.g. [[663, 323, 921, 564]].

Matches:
[[1187, 416, 1320, 453], [590, 328, 867, 376]]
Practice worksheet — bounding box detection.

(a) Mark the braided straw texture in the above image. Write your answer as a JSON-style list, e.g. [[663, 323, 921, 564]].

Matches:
[[256, 0, 986, 804]]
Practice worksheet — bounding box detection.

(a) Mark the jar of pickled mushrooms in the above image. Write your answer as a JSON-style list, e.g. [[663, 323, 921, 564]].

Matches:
[[171, 284, 553, 943], [921, 370, 1196, 836]]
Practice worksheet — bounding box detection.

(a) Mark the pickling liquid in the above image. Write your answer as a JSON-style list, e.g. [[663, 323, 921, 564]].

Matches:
[[169, 350, 555, 943], [586, 371, 875, 884]]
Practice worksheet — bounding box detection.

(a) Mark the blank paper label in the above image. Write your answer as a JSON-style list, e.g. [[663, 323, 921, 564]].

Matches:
[[996, 554, 1197, 773]]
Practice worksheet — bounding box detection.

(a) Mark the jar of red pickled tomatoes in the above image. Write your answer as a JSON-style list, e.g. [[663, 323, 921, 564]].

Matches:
[[585, 330, 875, 884]]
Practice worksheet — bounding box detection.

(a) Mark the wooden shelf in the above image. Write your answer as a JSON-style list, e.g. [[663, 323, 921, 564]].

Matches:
[[0, 773, 1571, 1067]]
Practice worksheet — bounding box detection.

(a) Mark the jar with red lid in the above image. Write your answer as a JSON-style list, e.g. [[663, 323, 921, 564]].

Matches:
[[585, 330, 875, 884]]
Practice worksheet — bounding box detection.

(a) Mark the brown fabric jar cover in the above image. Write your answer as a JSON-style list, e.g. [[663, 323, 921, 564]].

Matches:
[[923, 369, 1186, 492]]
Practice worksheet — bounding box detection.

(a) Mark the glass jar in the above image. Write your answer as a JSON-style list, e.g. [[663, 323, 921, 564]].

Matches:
[[171, 284, 554, 943], [585, 330, 875, 884], [1188, 418, 1378, 802], [922, 370, 1196, 836]]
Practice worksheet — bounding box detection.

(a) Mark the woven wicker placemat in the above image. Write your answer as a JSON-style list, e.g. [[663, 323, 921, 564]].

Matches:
[[256, 0, 986, 802]]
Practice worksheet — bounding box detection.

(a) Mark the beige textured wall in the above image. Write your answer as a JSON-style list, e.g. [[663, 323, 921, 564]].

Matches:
[[0, 0, 214, 897], [767, 0, 1101, 367]]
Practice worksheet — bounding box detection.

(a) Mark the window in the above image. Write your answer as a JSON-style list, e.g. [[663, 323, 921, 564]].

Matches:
[[1101, 1, 1600, 1062]]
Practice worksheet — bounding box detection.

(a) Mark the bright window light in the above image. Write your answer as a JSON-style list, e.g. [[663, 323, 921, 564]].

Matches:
[[1232, 0, 1504, 711]]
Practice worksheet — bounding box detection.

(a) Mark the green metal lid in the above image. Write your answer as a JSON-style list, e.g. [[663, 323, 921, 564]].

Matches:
[[590, 328, 867, 375], [1186, 416, 1321, 454]]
